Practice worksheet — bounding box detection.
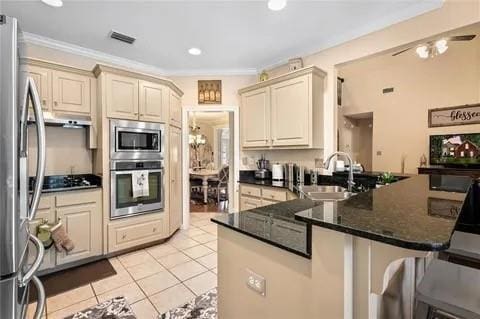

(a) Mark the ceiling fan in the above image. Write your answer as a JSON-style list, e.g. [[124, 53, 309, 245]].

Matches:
[[392, 35, 476, 58]]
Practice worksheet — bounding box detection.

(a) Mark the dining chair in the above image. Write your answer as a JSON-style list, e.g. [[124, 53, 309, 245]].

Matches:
[[208, 166, 229, 208]]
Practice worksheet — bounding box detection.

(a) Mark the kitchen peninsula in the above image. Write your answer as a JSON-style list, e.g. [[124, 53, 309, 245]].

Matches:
[[212, 174, 479, 319]]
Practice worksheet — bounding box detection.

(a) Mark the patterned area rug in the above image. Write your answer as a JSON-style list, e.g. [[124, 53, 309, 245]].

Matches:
[[159, 288, 217, 319], [64, 296, 136, 319]]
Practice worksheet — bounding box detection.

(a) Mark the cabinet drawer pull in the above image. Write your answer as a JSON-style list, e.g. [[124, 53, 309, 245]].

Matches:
[[122, 234, 127, 239], [270, 195, 275, 198], [42, 99, 46, 105], [54, 101, 58, 106], [153, 227, 157, 232]]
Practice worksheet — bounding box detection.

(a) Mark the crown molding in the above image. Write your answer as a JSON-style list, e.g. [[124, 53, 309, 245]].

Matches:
[[20, 32, 258, 77]]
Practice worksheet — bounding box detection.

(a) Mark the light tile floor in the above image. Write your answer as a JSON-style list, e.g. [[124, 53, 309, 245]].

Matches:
[[27, 213, 220, 319]]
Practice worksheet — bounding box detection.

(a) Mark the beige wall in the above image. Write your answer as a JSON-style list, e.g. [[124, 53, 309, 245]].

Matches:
[[28, 127, 93, 176], [266, 0, 480, 169], [170, 75, 256, 108], [337, 25, 480, 173]]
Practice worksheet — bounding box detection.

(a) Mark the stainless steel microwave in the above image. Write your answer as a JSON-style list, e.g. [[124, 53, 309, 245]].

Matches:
[[110, 119, 165, 160]]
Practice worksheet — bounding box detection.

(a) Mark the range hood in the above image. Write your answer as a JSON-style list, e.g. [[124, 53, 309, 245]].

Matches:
[[28, 111, 92, 128]]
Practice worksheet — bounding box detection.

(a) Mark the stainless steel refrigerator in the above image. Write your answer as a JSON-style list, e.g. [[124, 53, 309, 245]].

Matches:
[[0, 15, 47, 319]]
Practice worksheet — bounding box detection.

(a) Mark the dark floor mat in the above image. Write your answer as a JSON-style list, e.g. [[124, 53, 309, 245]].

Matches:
[[29, 258, 116, 302]]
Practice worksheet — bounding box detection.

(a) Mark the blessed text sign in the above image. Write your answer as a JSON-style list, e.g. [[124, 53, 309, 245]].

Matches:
[[428, 104, 480, 128]]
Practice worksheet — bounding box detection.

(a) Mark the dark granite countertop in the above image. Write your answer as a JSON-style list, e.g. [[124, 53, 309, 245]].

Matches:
[[211, 200, 316, 258], [238, 171, 292, 189], [295, 175, 474, 251], [214, 174, 479, 257]]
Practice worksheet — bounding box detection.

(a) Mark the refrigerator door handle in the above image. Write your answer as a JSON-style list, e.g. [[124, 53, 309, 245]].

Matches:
[[19, 234, 44, 287], [23, 77, 46, 221], [29, 276, 46, 319]]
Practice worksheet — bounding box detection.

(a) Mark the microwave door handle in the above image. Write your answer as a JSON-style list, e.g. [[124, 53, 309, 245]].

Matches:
[[26, 77, 46, 221]]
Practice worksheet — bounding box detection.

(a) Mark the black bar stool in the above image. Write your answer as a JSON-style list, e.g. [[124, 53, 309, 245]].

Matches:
[[415, 259, 480, 319]]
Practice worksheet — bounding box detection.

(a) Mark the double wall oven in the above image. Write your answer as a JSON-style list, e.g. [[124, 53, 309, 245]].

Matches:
[[110, 120, 165, 219]]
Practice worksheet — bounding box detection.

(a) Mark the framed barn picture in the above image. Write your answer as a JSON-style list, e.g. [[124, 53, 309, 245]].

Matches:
[[428, 103, 480, 128], [198, 80, 222, 104]]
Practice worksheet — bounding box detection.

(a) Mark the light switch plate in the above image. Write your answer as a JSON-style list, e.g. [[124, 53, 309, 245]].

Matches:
[[246, 268, 266, 296]]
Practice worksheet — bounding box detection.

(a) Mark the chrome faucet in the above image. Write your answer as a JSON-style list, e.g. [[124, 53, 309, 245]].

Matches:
[[323, 152, 355, 192]]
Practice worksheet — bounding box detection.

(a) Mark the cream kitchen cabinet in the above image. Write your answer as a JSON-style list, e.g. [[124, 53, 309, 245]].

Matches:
[[105, 73, 139, 120], [271, 74, 310, 146], [239, 183, 297, 211], [169, 90, 182, 128], [240, 196, 262, 211], [25, 65, 51, 111], [241, 87, 270, 148], [28, 195, 56, 271], [239, 66, 325, 149], [139, 80, 169, 123], [169, 126, 183, 233], [52, 70, 91, 115], [55, 189, 102, 266], [94, 65, 183, 124]]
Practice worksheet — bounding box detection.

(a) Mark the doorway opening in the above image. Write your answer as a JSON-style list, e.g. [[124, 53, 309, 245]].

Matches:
[[182, 106, 239, 229], [338, 112, 373, 171]]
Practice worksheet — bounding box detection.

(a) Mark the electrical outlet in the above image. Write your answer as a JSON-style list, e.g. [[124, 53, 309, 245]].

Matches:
[[314, 158, 324, 168], [246, 268, 266, 296]]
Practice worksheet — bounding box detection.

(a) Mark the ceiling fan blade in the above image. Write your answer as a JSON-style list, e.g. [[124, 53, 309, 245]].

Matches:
[[448, 35, 476, 41], [392, 47, 412, 56]]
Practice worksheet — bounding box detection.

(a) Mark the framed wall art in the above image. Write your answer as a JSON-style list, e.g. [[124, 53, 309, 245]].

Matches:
[[198, 80, 222, 104]]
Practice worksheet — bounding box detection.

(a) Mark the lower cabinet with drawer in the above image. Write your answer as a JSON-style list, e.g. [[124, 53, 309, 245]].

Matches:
[[56, 189, 103, 265], [29, 188, 103, 272], [107, 214, 167, 253], [239, 183, 297, 211]]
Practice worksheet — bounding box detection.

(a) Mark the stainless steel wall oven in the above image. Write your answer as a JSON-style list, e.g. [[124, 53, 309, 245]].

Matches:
[[110, 160, 164, 219]]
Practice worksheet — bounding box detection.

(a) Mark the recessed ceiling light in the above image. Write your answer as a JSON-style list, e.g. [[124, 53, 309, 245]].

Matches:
[[268, 0, 287, 11], [188, 47, 202, 56], [41, 0, 63, 7]]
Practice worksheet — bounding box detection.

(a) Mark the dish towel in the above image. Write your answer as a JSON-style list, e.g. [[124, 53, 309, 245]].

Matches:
[[51, 223, 75, 253], [132, 170, 149, 198]]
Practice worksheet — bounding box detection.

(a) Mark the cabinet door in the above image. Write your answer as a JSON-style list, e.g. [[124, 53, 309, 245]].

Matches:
[[56, 191, 102, 265], [169, 90, 182, 128], [169, 126, 183, 233], [106, 73, 139, 120], [52, 71, 91, 114], [139, 80, 169, 123], [241, 87, 270, 148], [240, 196, 262, 211], [271, 74, 310, 146], [28, 195, 56, 271], [25, 65, 52, 111]]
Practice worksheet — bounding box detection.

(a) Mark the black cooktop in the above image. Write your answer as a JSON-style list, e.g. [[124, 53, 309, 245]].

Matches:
[[29, 174, 102, 193]]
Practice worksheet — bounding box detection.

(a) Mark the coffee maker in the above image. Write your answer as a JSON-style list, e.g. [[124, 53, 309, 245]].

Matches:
[[255, 154, 271, 180]]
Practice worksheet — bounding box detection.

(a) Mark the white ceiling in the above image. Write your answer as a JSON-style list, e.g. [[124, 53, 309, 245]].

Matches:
[[3, 0, 443, 75]]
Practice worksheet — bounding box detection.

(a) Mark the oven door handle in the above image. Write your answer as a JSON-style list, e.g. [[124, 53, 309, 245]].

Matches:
[[111, 168, 163, 175]]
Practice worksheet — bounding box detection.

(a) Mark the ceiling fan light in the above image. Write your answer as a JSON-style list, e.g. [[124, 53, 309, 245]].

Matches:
[[435, 39, 448, 54], [41, 0, 63, 7], [416, 45, 429, 59], [268, 0, 287, 11]]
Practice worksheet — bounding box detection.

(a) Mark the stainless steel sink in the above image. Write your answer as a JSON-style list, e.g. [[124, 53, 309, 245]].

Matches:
[[296, 185, 355, 202]]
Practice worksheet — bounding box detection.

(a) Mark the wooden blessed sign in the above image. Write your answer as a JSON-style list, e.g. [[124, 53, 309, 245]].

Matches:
[[428, 103, 480, 128]]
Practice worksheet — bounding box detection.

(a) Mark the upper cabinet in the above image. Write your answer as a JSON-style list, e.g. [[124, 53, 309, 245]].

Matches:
[[241, 87, 270, 148], [139, 80, 169, 123], [94, 64, 183, 124], [25, 65, 51, 110], [52, 70, 91, 115], [105, 73, 139, 120], [239, 66, 326, 149], [169, 90, 182, 128]]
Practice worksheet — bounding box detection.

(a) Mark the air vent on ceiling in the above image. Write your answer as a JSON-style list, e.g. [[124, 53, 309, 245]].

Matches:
[[109, 30, 136, 44]]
